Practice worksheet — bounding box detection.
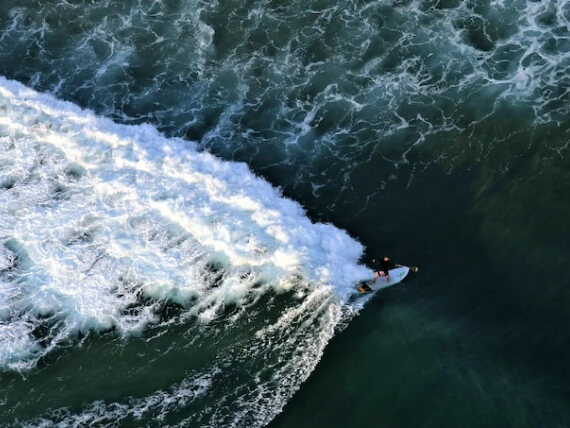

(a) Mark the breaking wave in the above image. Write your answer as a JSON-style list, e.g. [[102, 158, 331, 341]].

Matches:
[[0, 77, 370, 425]]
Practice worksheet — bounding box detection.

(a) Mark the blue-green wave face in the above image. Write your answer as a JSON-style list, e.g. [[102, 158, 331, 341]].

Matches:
[[1, 0, 569, 426]]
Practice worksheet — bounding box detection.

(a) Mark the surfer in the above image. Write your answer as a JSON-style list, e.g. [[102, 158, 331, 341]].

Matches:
[[373, 256, 396, 282]]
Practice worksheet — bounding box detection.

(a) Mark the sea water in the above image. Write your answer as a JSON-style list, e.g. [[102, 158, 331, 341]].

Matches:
[[0, 1, 569, 427]]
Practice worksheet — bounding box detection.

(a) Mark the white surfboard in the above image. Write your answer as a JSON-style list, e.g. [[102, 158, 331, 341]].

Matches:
[[357, 266, 410, 294]]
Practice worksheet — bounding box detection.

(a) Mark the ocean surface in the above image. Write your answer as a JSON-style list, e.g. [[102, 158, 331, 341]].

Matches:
[[0, 1, 569, 427]]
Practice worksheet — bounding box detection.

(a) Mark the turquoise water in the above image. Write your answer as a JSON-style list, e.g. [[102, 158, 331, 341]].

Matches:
[[1, 1, 569, 426]]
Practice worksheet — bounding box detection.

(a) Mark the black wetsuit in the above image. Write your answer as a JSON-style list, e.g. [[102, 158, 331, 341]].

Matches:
[[376, 258, 396, 276]]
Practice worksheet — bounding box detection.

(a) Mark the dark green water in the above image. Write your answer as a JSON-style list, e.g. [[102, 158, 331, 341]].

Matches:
[[1, 0, 569, 426]]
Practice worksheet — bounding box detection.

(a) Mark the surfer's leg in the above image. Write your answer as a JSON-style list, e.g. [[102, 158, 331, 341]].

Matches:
[[374, 270, 386, 282]]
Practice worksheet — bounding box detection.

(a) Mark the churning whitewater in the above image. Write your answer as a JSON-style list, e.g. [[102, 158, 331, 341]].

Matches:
[[0, 77, 370, 425]]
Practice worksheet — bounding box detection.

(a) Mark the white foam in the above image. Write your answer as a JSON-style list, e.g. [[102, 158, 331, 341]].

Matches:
[[0, 76, 371, 370], [20, 368, 218, 427], [20, 288, 351, 427]]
